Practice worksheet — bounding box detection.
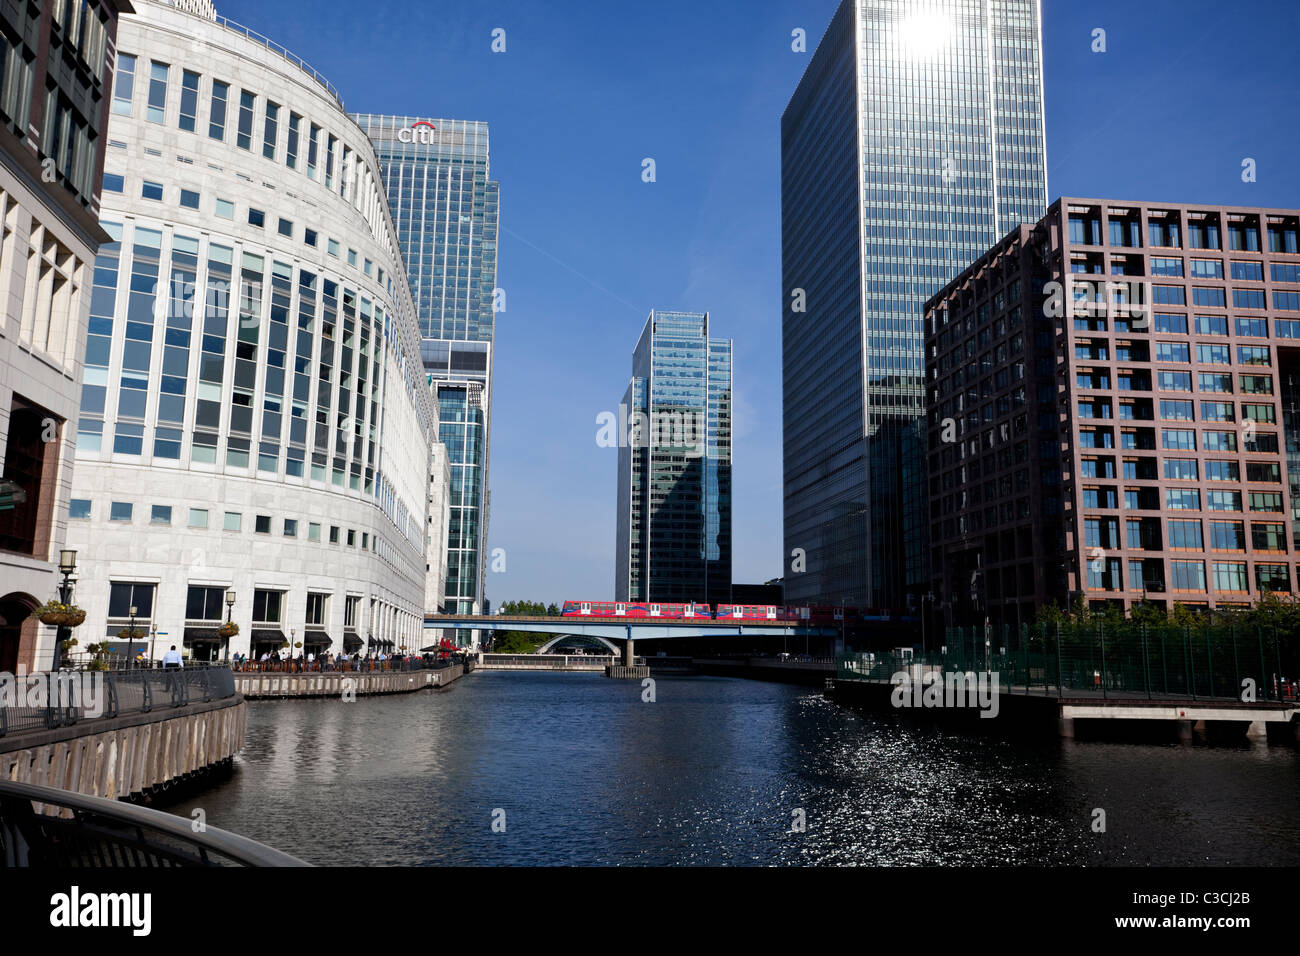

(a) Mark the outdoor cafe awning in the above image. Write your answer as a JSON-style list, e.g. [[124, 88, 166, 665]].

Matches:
[[342, 633, 362, 652], [303, 630, 331, 648], [251, 629, 284, 647], [184, 627, 222, 645]]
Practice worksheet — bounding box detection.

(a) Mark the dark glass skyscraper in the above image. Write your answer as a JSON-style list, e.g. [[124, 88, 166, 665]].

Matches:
[[781, 0, 1047, 611], [354, 115, 500, 619], [616, 311, 732, 604]]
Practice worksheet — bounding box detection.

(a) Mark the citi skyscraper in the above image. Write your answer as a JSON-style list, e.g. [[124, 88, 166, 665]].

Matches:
[[354, 115, 500, 618], [781, 0, 1047, 611]]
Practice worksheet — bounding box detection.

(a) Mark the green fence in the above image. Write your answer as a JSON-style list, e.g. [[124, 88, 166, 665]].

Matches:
[[837, 623, 1294, 702]]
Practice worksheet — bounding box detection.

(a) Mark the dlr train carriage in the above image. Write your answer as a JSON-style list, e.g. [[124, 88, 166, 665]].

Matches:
[[560, 601, 862, 623]]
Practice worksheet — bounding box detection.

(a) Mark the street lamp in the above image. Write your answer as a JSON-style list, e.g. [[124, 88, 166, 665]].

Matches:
[[225, 589, 236, 662], [126, 604, 138, 667], [52, 550, 76, 671]]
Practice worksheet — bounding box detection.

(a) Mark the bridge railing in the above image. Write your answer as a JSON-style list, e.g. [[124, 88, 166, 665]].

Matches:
[[480, 654, 629, 668], [838, 624, 1296, 702], [0, 779, 308, 867], [0, 666, 237, 739]]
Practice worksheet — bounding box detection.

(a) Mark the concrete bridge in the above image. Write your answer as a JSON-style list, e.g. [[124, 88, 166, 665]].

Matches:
[[424, 613, 836, 669]]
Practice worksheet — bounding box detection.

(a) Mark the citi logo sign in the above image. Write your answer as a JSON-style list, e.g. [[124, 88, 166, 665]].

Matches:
[[398, 121, 438, 144]]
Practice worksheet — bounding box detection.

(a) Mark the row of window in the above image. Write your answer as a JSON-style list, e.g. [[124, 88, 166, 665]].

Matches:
[[1085, 559, 1290, 594], [1080, 486, 1284, 512], [108, 582, 362, 629], [1084, 516, 1288, 552], [68, 498, 381, 550]]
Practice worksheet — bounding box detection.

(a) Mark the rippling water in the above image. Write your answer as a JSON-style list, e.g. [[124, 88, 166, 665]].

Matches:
[[168, 671, 1300, 866]]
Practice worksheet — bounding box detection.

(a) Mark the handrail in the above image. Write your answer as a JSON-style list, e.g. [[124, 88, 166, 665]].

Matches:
[[0, 779, 309, 867]]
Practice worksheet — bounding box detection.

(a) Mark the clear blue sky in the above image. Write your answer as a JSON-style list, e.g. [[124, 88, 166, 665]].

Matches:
[[218, 0, 1300, 606]]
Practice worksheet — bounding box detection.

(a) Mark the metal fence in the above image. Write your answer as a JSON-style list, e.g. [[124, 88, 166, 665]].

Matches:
[[837, 623, 1296, 702], [0, 665, 237, 738]]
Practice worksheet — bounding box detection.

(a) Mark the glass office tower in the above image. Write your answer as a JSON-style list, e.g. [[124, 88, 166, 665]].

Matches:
[[616, 311, 732, 604], [781, 0, 1047, 611], [354, 116, 500, 624]]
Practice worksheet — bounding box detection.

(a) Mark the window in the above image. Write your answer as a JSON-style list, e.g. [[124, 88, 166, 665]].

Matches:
[[179, 70, 199, 131], [1230, 260, 1263, 281], [69, 499, 91, 519], [151, 505, 171, 525], [1150, 257, 1183, 277], [1163, 459, 1198, 480], [186, 586, 227, 621], [1196, 344, 1230, 364], [209, 80, 229, 140], [1152, 285, 1185, 305], [255, 514, 271, 534], [248, 208, 264, 227], [277, 217, 293, 237], [1270, 263, 1300, 283], [1170, 560, 1206, 591], [1158, 371, 1191, 392], [110, 501, 132, 522], [306, 592, 327, 625], [223, 511, 241, 531], [236, 90, 255, 149], [329, 525, 340, 544], [1189, 259, 1223, 279], [346, 529, 356, 546], [1167, 519, 1203, 550], [1155, 342, 1190, 363], [1165, 488, 1200, 510], [108, 582, 155, 618], [1256, 565, 1290, 592], [1206, 490, 1242, 511], [103, 172, 124, 193], [216, 198, 234, 219], [1198, 372, 1231, 393], [304, 228, 317, 247], [180, 188, 199, 209], [1240, 374, 1272, 395], [1161, 429, 1196, 450], [1194, 314, 1228, 335], [286, 112, 301, 169], [1208, 522, 1245, 551], [1205, 460, 1239, 482], [1252, 523, 1288, 552], [344, 595, 360, 628], [1200, 401, 1233, 422], [112, 53, 136, 115], [1154, 313, 1188, 334], [1234, 288, 1267, 309], [1275, 291, 1300, 311], [146, 61, 168, 123], [263, 101, 279, 159], [141, 180, 163, 201], [1212, 562, 1248, 592], [252, 589, 283, 623], [1242, 403, 1276, 424], [188, 508, 208, 528], [284, 518, 297, 537], [1235, 317, 1268, 338], [1249, 492, 1283, 512], [1203, 431, 1237, 451], [347, 249, 357, 267], [1238, 346, 1270, 365], [308, 522, 321, 541], [328, 239, 340, 257]]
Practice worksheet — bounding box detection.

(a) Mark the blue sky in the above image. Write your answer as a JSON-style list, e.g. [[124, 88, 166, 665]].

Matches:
[[219, 0, 1300, 606]]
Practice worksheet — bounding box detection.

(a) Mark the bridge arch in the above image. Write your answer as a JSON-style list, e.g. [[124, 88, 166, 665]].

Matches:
[[535, 633, 620, 655]]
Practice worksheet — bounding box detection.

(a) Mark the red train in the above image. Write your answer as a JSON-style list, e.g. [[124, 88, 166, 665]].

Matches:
[[560, 601, 865, 623]]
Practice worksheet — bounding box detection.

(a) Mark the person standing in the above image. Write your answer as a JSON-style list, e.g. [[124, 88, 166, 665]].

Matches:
[[162, 645, 183, 669]]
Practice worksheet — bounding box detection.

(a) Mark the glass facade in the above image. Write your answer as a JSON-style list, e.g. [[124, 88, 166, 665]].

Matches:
[[353, 115, 500, 617], [616, 311, 732, 604], [782, 0, 1047, 610]]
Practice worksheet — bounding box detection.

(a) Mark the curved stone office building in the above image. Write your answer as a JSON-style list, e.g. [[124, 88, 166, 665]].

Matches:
[[63, 0, 440, 661]]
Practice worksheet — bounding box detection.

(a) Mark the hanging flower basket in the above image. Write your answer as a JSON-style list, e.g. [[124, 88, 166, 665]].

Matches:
[[218, 621, 239, 638], [117, 627, 146, 640], [31, 600, 86, 628]]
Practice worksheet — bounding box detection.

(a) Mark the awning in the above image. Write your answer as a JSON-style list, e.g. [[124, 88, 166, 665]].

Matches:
[[342, 633, 362, 652], [303, 630, 331, 648], [251, 629, 285, 647], [184, 627, 222, 645]]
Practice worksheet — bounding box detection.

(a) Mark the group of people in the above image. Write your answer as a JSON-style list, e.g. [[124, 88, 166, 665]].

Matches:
[[230, 650, 404, 672]]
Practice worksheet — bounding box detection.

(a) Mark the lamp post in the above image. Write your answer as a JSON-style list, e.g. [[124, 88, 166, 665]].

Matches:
[[126, 604, 138, 667], [290, 627, 296, 672], [225, 589, 236, 662], [52, 550, 76, 671]]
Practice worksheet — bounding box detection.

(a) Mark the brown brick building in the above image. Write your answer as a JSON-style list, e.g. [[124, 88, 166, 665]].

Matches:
[[925, 197, 1300, 633]]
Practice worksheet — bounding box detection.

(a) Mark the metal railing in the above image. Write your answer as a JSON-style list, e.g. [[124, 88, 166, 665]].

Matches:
[[0, 779, 308, 867], [0, 666, 236, 739], [232, 657, 457, 674], [837, 623, 1296, 702], [480, 654, 622, 668], [156, 0, 343, 107]]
